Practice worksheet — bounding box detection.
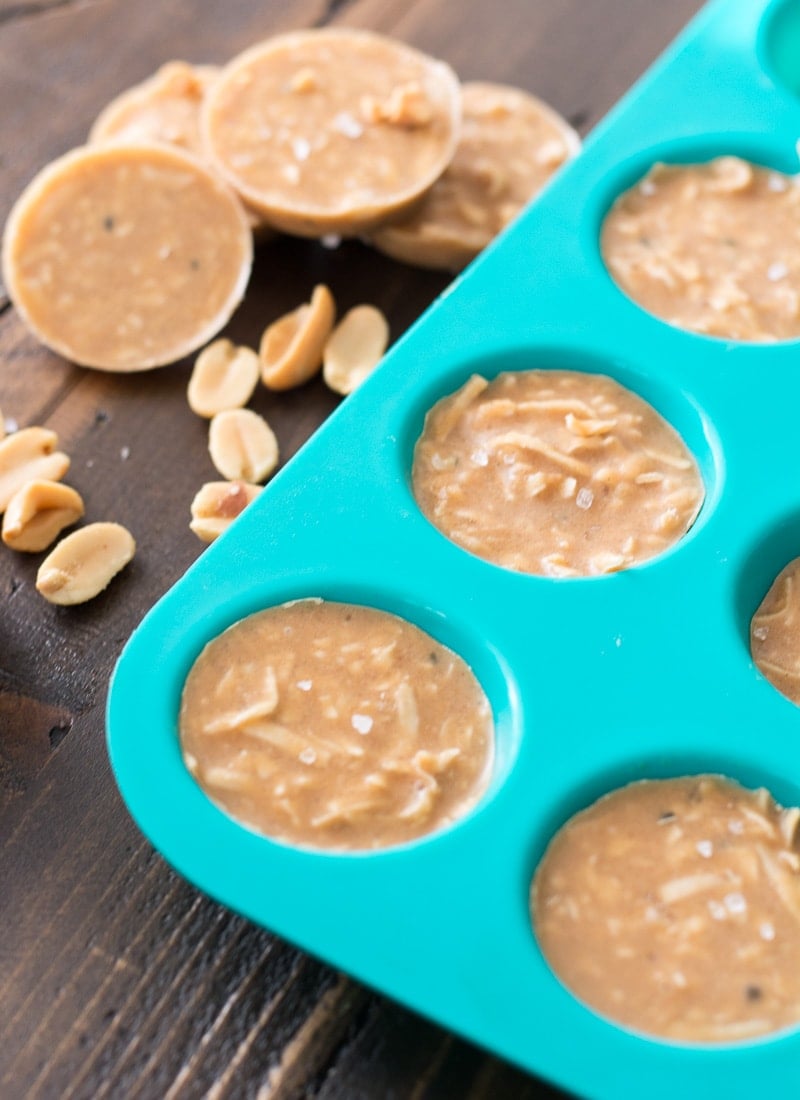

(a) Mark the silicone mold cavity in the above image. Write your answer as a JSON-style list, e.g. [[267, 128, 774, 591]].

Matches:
[[759, 0, 800, 98], [399, 343, 721, 566], [593, 133, 800, 344]]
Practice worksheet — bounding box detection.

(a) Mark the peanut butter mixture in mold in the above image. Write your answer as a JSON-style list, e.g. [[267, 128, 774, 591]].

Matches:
[[2, 143, 252, 371], [180, 600, 494, 851], [201, 29, 461, 237], [532, 775, 800, 1043], [602, 156, 800, 341], [751, 556, 800, 707], [371, 81, 580, 272], [412, 370, 704, 577]]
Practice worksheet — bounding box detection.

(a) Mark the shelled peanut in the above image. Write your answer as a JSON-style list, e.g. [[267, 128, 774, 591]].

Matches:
[[0, 414, 134, 605]]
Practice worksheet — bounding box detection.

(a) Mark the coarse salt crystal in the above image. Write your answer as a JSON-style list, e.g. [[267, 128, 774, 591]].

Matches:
[[696, 840, 713, 859], [767, 261, 789, 282], [576, 487, 594, 510], [471, 449, 489, 467], [351, 713, 373, 734], [724, 891, 747, 915], [728, 819, 744, 835], [332, 111, 363, 139], [640, 179, 657, 196], [4, 417, 18, 434], [760, 921, 776, 941], [296, 679, 313, 691], [708, 899, 727, 920], [768, 173, 788, 192], [321, 234, 341, 250], [753, 625, 769, 641], [299, 747, 317, 765], [292, 137, 311, 161], [120, 446, 130, 461]]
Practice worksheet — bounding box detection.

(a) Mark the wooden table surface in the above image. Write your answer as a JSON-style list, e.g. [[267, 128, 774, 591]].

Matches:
[[1, 1, 705, 1096]]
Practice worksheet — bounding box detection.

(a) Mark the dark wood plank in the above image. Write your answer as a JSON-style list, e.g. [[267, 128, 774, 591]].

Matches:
[[0, 0, 706, 1096]]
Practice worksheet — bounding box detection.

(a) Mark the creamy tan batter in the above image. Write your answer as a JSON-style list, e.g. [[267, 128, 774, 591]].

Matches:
[[412, 370, 704, 577], [602, 157, 800, 341], [532, 775, 800, 1043], [201, 29, 461, 237], [89, 61, 220, 157], [371, 82, 579, 271], [751, 556, 800, 706], [179, 600, 494, 851], [2, 143, 252, 371]]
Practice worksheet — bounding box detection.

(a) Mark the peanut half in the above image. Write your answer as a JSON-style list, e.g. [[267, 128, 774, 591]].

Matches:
[[260, 284, 336, 391], [36, 521, 135, 606], [190, 480, 262, 542], [208, 408, 279, 482], [2, 480, 85, 552], [0, 427, 70, 513], [187, 339, 260, 418], [322, 305, 389, 395]]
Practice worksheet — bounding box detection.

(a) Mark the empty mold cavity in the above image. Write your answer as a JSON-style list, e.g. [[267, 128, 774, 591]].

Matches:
[[527, 752, 800, 1046], [593, 134, 800, 343], [760, 0, 800, 98], [174, 580, 521, 853], [399, 344, 719, 576]]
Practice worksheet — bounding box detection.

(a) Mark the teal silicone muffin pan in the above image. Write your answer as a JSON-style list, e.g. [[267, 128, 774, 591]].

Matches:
[[107, 1, 800, 1095]]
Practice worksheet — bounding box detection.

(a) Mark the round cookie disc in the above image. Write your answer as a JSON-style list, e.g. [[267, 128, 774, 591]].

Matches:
[[201, 29, 461, 237], [371, 82, 580, 271], [2, 143, 252, 371], [89, 61, 221, 156]]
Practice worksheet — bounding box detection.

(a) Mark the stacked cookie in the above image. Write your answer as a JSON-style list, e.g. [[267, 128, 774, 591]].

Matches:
[[2, 28, 579, 372]]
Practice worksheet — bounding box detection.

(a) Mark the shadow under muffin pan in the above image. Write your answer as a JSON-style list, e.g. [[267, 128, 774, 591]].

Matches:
[[107, 1, 800, 1096]]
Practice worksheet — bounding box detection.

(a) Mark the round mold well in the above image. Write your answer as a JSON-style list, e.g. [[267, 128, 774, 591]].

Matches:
[[524, 745, 800, 1047], [170, 578, 523, 858], [394, 343, 722, 576], [759, 0, 800, 100], [585, 132, 800, 345], [735, 506, 800, 698]]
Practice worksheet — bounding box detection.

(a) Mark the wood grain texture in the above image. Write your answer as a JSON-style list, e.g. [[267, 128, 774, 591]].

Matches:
[[0, 0, 705, 1095]]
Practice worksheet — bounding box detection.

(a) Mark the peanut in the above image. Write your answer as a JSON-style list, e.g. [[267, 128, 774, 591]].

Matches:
[[187, 339, 260, 418], [0, 427, 70, 513], [36, 522, 135, 606], [260, 284, 335, 391], [323, 305, 389, 395], [190, 480, 262, 542], [208, 408, 279, 482], [2, 480, 85, 552]]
